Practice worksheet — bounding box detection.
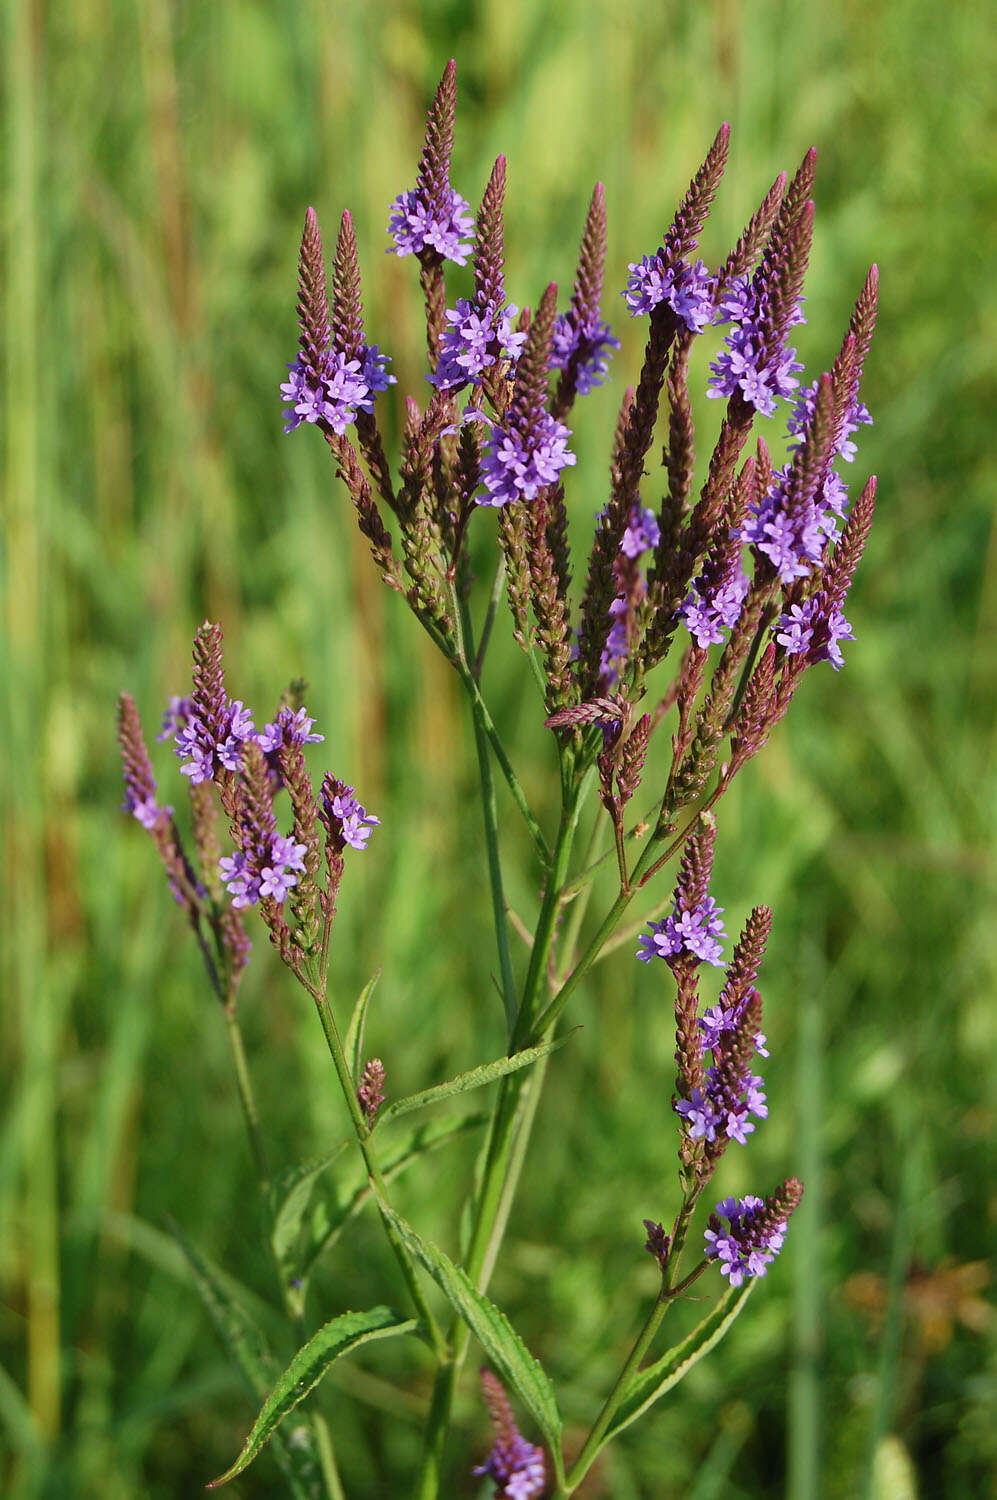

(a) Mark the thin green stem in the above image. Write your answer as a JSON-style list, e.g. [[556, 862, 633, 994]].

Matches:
[[454, 658, 551, 866], [453, 581, 517, 1030], [311, 990, 448, 1361], [223, 1003, 271, 1196], [564, 1195, 700, 1492], [474, 556, 507, 677]]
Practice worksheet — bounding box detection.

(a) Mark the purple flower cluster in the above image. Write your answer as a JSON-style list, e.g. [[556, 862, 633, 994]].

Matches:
[[322, 780, 380, 852], [788, 377, 872, 464], [674, 994, 768, 1146], [479, 414, 576, 507], [387, 186, 474, 265], [175, 697, 257, 786], [428, 297, 526, 391], [280, 346, 395, 436], [704, 1195, 788, 1287], [680, 535, 750, 648], [637, 896, 727, 967], [708, 274, 804, 417], [776, 594, 855, 671], [620, 503, 661, 560], [550, 310, 620, 395], [219, 835, 307, 910], [623, 253, 715, 334], [173, 700, 323, 788]]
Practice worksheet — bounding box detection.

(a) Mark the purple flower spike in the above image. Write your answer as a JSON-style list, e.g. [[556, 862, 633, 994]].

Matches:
[[474, 1370, 546, 1500], [704, 1179, 803, 1287], [387, 60, 473, 267]]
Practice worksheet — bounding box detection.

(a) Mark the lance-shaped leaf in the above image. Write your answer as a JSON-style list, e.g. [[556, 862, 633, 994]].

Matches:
[[208, 1306, 417, 1487], [375, 1032, 576, 1127], [269, 1139, 350, 1265], [601, 1280, 755, 1448], [345, 968, 381, 1081], [167, 1220, 320, 1500], [275, 1113, 488, 1307], [377, 1201, 563, 1455]]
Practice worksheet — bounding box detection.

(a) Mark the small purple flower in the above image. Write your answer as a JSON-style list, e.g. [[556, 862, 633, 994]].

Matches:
[[358, 345, 397, 409], [428, 298, 526, 391], [708, 272, 804, 416], [704, 1195, 789, 1288], [220, 851, 258, 910], [775, 595, 854, 670], [550, 311, 620, 395], [157, 695, 192, 743], [130, 794, 168, 830], [623, 254, 714, 334], [479, 414, 576, 507], [680, 566, 749, 649], [675, 1088, 720, 1142], [322, 781, 380, 853], [637, 895, 727, 968], [280, 351, 374, 437], [620, 505, 661, 559], [257, 706, 325, 755], [788, 377, 872, 463], [387, 186, 474, 265]]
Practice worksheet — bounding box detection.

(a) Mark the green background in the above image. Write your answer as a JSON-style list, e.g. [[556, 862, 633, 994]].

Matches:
[[1, 0, 994, 1495]]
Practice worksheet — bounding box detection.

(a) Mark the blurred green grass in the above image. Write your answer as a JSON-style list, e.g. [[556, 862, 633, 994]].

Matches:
[[1, 0, 994, 1495]]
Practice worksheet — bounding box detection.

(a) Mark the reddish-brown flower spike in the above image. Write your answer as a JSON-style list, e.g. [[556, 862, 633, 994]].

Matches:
[[823, 474, 877, 608], [416, 60, 458, 220], [474, 155, 507, 311], [508, 282, 558, 445], [720, 906, 773, 1010], [191, 621, 228, 748], [668, 122, 731, 259], [781, 146, 817, 225], [332, 210, 365, 361], [717, 170, 788, 292], [297, 207, 332, 383], [568, 182, 608, 332]]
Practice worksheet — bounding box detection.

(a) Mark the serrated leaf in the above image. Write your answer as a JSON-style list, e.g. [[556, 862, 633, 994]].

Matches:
[[167, 1220, 320, 1500], [275, 1113, 488, 1306], [376, 1033, 576, 1127], [377, 1202, 562, 1456], [345, 969, 381, 1081], [601, 1280, 755, 1447], [208, 1306, 416, 1487]]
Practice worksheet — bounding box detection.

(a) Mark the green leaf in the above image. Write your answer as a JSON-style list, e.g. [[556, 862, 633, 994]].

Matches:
[[166, 1219, 320, 1500], [275, 1113, 488, 1308], [345, 968, 381, 1081], [208, 1306, 417, 1487], [377, 1202, 562, 1455], [602, 1281, 755, 1447], [269, 1139, 350, 1264], [376, 1033, 577, 1127]]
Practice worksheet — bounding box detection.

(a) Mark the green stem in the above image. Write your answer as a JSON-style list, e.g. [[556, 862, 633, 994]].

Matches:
[[416, 795, 580, 1496], [223, 1003, 271, 1196], [454, 582, 517, 1031], [311, 990, 448, 1361], [455, 658, 551, 866], [564, 1196, 699, 1493]]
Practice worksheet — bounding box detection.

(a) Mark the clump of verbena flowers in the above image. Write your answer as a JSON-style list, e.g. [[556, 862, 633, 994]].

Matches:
[[119, 58, 878, 1497]]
